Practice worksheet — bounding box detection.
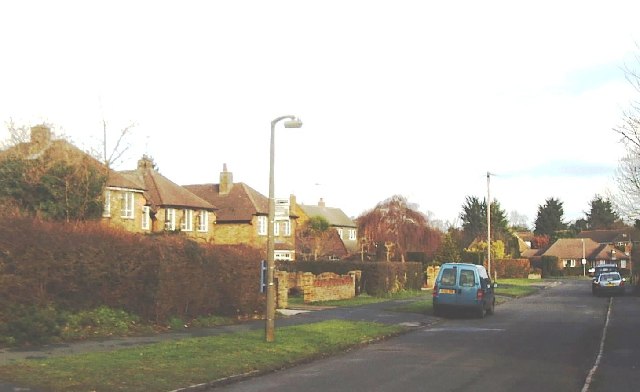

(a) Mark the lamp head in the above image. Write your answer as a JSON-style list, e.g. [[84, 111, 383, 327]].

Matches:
[[284, 118, 303, 128]]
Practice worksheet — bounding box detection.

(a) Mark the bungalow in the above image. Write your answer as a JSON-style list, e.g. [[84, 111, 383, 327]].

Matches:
[[541, 238, 630, 271], [116, 155, 217, 242], [184, 164, 298, 260]]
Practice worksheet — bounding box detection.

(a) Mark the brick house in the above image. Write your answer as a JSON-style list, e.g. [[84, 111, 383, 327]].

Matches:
[[184, 164, 298, 260], [295, 198, 358, 254], [116, 155, 217, 242]]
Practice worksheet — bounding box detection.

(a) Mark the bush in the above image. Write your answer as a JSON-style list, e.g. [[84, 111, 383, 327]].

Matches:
[[0, 305, 65, 346], [61, 306, 144, 340]]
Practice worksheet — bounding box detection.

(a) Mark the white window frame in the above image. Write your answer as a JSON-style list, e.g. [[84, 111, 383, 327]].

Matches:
[[103, 190, 111, 217], [181, 209, 193, 232], [274, 221, 280, 236], [121, 191, 135, 219], [349, 229, 356, 240], [283, 220, 291, 236], [142, 206, 150, 230], [198, 210, 209, 232], [165, 208, 176, 231], [338, 228, 344, 239], [257, 216, 267, 236]]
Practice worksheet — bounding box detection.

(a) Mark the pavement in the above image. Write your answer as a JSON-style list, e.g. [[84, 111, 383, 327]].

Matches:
[[0, 295, 441, 392]]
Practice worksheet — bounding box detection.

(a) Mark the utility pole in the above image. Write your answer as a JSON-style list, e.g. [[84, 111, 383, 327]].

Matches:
[[487, 172, 491, 277]]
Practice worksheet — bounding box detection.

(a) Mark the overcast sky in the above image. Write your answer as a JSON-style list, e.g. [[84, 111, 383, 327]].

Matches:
[[2, 1, 640, 228]]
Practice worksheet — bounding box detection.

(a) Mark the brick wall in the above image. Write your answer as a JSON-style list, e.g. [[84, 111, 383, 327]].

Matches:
[[301, 271, 357, 303]]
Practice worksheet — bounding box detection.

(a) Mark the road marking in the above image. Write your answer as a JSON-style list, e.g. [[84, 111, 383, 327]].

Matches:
[[581, 297, 613, 392]]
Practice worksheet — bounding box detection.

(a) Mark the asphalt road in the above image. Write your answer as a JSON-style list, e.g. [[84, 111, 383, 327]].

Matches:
[[214, 280, 640, 392]]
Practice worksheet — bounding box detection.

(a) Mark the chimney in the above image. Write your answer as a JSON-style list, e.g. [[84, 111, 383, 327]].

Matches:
[[219, 163, 233, 195], [30, 125, 51, 148], [318, 198, 326, 207], [137, 155, 156, 170]]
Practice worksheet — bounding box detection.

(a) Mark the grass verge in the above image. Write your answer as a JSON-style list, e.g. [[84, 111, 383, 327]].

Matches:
[[495, 278, 541, 298], [288, 290, 426, 307], [0, 320, 405, 392]]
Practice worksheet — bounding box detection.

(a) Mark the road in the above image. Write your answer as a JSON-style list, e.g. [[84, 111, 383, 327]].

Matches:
[[214, 280, 640, 392]]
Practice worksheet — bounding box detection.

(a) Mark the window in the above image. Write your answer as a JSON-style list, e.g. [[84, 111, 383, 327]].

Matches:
[[165, 208, 176, 231], [121, 192, 135, 219], [274, 221, 280, 236], [348, 229, 356, 240], [563, 259, 576, 268], [198, 210, 208, 232], [337, 228, 343, 238], [441, 268, 457, 286], [283, 220, 291, 236], [460, 270, 476, 287], [257, 216, 267, 235], [621, 260, 627, 269], [181, 209, 193, 231], [103, 190, 111, 217], [142, 206, 150, 230]]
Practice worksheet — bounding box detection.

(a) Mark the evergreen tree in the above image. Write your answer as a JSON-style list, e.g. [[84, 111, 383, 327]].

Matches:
[[586, 195, 620, 230], [534, 198, 566, 239]]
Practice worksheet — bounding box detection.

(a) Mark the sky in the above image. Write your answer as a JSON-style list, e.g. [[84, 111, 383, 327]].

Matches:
[[2, 1, 640, 229]]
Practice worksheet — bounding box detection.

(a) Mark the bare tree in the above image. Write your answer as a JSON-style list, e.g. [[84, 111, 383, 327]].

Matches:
[[1, 118, 31, 149], [101, 118, 136, 168], [613, 49, 640, 221]]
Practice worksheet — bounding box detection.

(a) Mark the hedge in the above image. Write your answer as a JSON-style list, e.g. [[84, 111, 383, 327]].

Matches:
[[0, 216, 264, 323]]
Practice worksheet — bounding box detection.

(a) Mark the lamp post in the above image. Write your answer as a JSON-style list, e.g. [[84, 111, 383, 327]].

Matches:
[[486, 172, 492, 277], [266, 115, 302, 342]]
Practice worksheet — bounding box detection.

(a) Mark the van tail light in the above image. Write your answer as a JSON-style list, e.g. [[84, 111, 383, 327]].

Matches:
[[620, 280, 625, 287], [477, 289, 484, 300], [433, 284, 438, 297]]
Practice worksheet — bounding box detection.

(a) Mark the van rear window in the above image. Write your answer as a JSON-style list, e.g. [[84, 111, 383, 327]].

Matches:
[[441, 268, 456, 286]]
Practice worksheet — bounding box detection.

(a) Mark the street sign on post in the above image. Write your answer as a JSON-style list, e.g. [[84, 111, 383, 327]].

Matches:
[[260, 260, 267, 293]]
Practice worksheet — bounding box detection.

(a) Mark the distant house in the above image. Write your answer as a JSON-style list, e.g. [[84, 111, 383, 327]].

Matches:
[[541, 238, 630, 270], [184, 164, 298, 260], [0, 125, 147, 223], [296, 198, 358, 254], [117, 155, 217, 242]]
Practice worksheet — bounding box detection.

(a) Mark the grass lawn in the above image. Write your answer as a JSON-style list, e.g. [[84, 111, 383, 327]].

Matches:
[[495, 278, 542, 298], [0, 320, 405, 392]]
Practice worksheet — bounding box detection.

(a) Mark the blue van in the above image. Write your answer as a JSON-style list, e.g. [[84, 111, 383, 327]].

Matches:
[[432, 263, 496, 318]]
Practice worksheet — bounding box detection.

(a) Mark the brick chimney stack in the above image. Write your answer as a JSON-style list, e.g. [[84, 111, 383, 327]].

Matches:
[[30, 125, 51, 147], [318, 198, 326, 207], [219, 163, 233, 195]]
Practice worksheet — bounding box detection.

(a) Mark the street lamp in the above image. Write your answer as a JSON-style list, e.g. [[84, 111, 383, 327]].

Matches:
[[266, 115, 303, 342]]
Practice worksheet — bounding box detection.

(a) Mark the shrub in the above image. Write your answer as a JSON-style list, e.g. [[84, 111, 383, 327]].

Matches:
[[0, 305, 65, 346], [61, 306, 144, 340]]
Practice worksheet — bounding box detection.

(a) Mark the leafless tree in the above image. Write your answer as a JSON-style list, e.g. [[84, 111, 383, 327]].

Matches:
[[101, 118, 136, 168], [612, 49, 640, 221]]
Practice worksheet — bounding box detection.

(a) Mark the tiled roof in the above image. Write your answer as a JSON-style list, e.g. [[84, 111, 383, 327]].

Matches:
[[577, 229, 640, 244], [299, 204, 355, 228], [1, 129, 144, 192], [184, 182, 267, 222], [542, 238, 628, 260], [120, 167, 215, 211]]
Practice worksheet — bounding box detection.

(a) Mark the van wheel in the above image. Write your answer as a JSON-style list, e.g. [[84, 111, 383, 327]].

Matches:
[[486, 299, 495, 315], [433, 305, 441, 317]]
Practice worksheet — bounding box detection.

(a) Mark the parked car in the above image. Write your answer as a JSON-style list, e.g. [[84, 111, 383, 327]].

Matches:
[[592, 271, 626, 296], [432, 263, 496, 318], [589, 264, 618, 279]]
